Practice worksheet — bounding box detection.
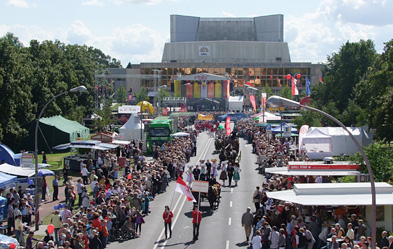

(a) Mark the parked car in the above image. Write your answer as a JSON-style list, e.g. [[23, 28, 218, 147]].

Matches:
[[217, 113, 249, 122]]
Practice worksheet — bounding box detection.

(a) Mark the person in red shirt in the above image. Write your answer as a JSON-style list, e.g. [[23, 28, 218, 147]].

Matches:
[[91, 214, 102, 233], [192, 205, 202, 241], [162, 206, 174, 240]]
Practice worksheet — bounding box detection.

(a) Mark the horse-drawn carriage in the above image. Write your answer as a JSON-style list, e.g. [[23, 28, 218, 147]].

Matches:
[[192, 182, 221, 210]]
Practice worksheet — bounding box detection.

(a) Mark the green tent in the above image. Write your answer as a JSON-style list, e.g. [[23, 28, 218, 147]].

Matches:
[[21, 115, 90, 152]]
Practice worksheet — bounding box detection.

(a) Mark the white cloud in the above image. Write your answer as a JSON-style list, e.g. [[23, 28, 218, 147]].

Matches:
[[285, 0, 393, 63], [109, 25, 166, 64], [7, 0, 36, 8], [67, 21, 92, 45], [82, 0, 105, 6], [221, 11, 236, 18], [111, 0, 162, 5]]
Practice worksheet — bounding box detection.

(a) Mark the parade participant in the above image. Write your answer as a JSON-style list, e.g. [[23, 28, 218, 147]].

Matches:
[[163, 206, 173, 239], [219, 162, 228, 186], [205, 159, 212, 176], [192, 165, 200, 181], [192, 205, 202, 241], [186, 166, 194, 186], [233, 162, 241, 186], [242, 207, 254, 242], [210, 160, 219, 179], [227, 162, 234, 187], [200, 165, 207, 181]]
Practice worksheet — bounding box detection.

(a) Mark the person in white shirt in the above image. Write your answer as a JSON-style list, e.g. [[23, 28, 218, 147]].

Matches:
[[81, 164, 89, 185], [315, 175, 323, 183], [251, 230, 262, 249]]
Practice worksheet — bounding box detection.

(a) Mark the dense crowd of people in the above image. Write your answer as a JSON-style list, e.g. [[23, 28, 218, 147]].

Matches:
[[3, 112, 383, 249]]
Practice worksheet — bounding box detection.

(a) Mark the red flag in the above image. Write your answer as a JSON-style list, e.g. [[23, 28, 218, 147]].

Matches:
[[226, 116, 231, 135], [292, 77, 299, 95], [174, 176, 196, 202], [249, 95, 256, 111]]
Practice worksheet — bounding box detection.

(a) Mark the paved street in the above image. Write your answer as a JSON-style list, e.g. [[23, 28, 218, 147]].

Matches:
[[108, 127, 265, 249]]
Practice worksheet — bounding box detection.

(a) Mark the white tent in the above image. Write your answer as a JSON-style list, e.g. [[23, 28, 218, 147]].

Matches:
[[118, 115, 144, 141], [307, 127, 372, 156], [302, 129, 333, 159]]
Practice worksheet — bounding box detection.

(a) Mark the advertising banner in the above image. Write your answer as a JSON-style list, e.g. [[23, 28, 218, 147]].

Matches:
[[208, 81, 215, 98], [194, 82, 201, 98], [174, 80, 181, 97], [250, 95, 256, 111], [215, 81, 222, 98], [226, 116, 231, 135]]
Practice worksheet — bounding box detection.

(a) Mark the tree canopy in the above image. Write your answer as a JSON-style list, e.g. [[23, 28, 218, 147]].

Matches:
[[0, 33, 122, 150]]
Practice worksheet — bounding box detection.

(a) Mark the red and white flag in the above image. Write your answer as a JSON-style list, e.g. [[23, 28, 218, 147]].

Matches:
[[175, 176, 196, 202], [292, 77, 299, 96], [225, 116, 231, 136]]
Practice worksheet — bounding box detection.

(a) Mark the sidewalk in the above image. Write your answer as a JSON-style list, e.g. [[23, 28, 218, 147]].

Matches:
[[32, 184, 67, 235]]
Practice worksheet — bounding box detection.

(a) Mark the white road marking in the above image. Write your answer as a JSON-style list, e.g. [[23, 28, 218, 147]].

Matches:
[[228, 217, 231, 226], [226, 240, 230, 249], [153, 134, 214, 248], [231, 188, 233, 194], [230, 201, 232, 207]]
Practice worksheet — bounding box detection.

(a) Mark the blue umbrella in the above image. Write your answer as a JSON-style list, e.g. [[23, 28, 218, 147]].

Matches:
[[37, 169, 55, 176]]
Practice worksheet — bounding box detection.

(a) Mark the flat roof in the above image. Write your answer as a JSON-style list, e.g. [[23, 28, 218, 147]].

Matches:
[[265, 167, 361, 176], [267, 182, 393, 206]]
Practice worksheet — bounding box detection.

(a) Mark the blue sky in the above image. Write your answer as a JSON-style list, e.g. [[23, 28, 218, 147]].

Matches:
[[1, 0, 392, 67]]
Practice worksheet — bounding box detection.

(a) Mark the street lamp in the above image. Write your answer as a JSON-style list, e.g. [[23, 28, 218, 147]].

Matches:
[[34, 85, 87, 230], [266, 95, 377, 249]]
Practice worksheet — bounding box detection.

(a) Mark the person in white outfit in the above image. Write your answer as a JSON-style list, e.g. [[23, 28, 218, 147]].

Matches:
[[251, 230, 262, 249]]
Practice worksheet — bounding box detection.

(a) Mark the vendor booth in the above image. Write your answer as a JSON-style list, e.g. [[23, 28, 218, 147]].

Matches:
[[118, 114, 144, 141], [301, 129, 333, 159], [306, 127, 372, 156], [53, 140, 119, 171], [265, 161, 361, 176], [267, 182, 393, 233]]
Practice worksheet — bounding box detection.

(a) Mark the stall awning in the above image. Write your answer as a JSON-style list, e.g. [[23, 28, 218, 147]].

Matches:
[[53, 140, 119, 151], [267, 182, 393, 206], [265, 167, 361, 176], [0, 163, 35, 177]]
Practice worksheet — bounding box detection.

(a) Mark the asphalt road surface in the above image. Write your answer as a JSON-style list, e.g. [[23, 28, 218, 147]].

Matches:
[[108, 127, 265, 249]]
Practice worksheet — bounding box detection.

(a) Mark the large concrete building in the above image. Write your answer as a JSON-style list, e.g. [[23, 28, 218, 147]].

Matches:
[[105, 14, 322, 111]]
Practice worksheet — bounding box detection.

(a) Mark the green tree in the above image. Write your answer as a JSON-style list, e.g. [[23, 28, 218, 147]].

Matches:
[[93, 100, 115, 132], [116, 85, 127, 105], [262, 85, 273, 98], [0, 33, 33, 146], [350, 141, 393, 182], [354, 39, 393, 141], [313, 40, 377, 112], [279, 85, 292, 100], [136, 87, 149, 103], [157, 87, 170, 108], [293, 108, 322, 128]]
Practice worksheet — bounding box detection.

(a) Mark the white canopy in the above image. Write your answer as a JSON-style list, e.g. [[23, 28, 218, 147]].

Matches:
[[267, 182, 393, 206], [0, 163, 36, 177], [302, 129, 333, 159], [265, 167, 361, 176], [306, 127, 372, 156], [118, 114, 144, 141]]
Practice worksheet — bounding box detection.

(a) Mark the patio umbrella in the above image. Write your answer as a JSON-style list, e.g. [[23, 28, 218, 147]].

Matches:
[[37, 169, 55, 176]]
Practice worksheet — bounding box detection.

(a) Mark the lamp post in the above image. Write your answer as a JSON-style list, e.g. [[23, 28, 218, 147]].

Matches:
[[266, 95, 377, 249], [34, 85, 87, 230]]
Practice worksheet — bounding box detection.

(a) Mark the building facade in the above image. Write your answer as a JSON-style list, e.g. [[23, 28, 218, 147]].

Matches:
[[105, 14, 322, 110]]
